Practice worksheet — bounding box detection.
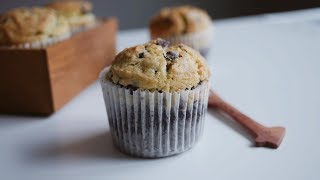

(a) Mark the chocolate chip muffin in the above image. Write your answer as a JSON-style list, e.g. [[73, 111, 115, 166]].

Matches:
[[0, 7, 70, 48], [100, 39, 211, 158], [46, 0, 96, 32], [149, 5, 213, 56]]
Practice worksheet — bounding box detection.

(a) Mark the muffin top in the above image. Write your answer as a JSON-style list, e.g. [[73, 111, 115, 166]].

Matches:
[[107, 39, 211, 92], [46, 0, 95, 29], [0, 7, 70, 45], [46, 0, 93, 17], [150, 5, 212, 37]]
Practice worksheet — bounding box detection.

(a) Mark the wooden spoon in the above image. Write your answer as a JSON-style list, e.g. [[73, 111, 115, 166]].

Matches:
[[208, 89, 285, 149]]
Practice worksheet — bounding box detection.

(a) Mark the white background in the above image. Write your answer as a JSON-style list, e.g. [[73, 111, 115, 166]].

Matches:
[[1, 8, 320, 180]]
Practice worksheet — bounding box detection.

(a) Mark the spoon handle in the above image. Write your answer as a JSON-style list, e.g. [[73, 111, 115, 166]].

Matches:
[[208, 90, 264, 137], [208, 89, 286, 149]]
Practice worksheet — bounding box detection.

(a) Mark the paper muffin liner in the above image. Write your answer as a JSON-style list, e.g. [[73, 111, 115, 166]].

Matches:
[[70, 21, 98, 34], [1, 33, 71, 49], [67, 14, 98, 34], [100, 67, 210, 158], [151, 24, 214, 57]]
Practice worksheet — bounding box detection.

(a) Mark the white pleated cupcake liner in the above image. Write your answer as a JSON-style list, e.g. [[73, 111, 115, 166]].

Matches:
[[100, 67, 210, 158], [70, 21, 98, 34], [151, 24, 214, 56], [1, 33, 71, 49]]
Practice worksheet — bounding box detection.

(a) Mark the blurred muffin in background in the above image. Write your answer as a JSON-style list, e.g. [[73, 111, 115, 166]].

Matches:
[[0, 7, 70, 48], [46, 0, 96, 32], [149, 5, 213, 57]]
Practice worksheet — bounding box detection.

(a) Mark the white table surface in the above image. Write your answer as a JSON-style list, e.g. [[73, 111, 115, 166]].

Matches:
[[1, 8, 320, 180]]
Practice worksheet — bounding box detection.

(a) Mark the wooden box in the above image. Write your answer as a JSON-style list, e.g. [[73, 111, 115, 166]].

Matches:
[[0, 18, 117, 115]]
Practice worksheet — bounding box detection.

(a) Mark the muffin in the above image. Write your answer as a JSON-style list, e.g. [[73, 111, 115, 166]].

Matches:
[[149, 5, 213, 56], [0, 7, 70, 48], [100, 39, 211, 158], [46, 0, 96, 32]]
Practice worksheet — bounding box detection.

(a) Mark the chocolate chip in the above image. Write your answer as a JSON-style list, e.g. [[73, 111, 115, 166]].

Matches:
[[126, 85, 138, 95], [138, 52, 144, 58], [80, 4, 90, 14], [156, 39, 170, 48], [0, 17, 8, 23], [165, 51, 179, 60], [126, 85, 138, 91]]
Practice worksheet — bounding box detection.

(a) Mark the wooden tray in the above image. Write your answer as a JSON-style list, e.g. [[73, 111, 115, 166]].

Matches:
[[0, 18, 117, 115]]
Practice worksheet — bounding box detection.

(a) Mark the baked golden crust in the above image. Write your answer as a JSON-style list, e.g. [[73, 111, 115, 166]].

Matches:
[[150, 5, 212, 37], [47, 0, 92, 15], [46, 0, 96, 29], [107, 39, 211, 92], [0, 7, 70, 45]]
